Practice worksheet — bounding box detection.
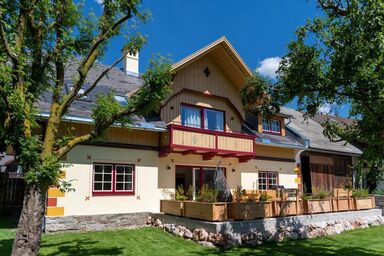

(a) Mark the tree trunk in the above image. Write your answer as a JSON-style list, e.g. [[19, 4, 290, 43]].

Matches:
[[11, 185, 46, 256]]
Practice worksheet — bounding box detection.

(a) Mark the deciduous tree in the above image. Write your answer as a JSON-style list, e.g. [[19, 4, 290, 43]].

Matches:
[[242, 0, 384, 189], [0, 1, 174, 255]]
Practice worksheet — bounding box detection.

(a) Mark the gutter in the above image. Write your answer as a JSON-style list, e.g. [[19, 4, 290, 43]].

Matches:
[[37, 112, 168, 133], [255, 141, 306, 149]]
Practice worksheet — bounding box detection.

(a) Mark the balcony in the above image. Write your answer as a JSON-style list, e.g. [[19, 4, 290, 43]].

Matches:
[[160, 124, 256, 161]]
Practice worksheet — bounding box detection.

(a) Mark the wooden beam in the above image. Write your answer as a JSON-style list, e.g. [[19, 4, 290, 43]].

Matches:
[[238, 156, 252, 163], [221, 154, 237, 158], [182, 150, 196, 155], [203, 153, 215, 161]]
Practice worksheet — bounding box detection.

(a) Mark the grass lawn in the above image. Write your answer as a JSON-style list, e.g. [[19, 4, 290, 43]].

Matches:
[[1, 217, 384, 256]]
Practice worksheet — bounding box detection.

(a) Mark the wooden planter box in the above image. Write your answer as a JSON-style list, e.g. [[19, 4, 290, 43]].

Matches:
[[303, 199, 333, 214], [160, 200, 184, 216], [273, 200, 304, 216], [227, 202, 273, 220], [332, 198, 353, 212], [183, 201, 227, 221], [353, 197, 375, 210]]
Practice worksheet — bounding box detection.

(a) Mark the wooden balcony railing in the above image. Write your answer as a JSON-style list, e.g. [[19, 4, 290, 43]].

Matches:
[[160, 124, 256, 161]]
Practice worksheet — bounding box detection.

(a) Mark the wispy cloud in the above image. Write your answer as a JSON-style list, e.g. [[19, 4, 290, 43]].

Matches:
[[94, 0, 103, 5], [318, 103, 332, 114], [256, 57, 282, 79]]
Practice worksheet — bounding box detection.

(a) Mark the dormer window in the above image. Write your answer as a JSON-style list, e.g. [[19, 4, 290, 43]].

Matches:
[[262, 118, 281, 134], [181, 104, 224, 132]]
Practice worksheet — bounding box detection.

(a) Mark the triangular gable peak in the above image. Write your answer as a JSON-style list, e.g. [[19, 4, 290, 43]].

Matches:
[[172, 36, 253, 89]]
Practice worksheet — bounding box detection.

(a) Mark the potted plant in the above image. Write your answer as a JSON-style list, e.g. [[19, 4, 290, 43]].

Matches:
[[352, 189, 375, 210], [160, 185, 193, 216], [228, 186, 258, 220], [183, 185, 227, 221], [303, 187, 333, 214]]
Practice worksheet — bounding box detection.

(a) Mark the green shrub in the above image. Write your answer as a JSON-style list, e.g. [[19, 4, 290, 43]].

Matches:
[[175, 185, 187, 201], [197, 184, 218, 203], [352, 188, 370, 197], [259, 191, 272, 202], [311, 187, 331, 199], [234, 185, 246, 202], [372, 188, 384, 195]]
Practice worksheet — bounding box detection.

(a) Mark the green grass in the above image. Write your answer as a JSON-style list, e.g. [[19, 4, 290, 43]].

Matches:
[[1, 217, 384, 256]]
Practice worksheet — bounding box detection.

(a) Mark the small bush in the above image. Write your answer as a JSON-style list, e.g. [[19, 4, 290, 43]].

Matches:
[[175, 185, 187, 201], [234, 185, 246, 202], [311, 187, 331, 199], [372, 188, 384, 195], [197, 184, 218, 203], [259, 191, 272, 202], [352, 188, 370, 197]]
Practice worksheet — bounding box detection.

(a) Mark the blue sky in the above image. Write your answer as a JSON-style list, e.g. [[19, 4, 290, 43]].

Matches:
[[89, 0, 348, 116]]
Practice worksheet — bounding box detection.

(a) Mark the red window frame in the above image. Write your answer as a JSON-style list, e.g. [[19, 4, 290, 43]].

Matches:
[[262, 118, 282, 135], [92, 163, 135, 196], [180, 103, 226, 132], [258, 171, 279, 190]]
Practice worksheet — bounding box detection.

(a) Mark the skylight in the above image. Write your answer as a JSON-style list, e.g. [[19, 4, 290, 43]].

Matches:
[[114, 95, 128, 106]]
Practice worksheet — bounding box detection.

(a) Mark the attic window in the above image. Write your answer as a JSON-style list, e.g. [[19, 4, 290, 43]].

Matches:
[[262, 118, 281, 134], [114, 95, 128, 106]]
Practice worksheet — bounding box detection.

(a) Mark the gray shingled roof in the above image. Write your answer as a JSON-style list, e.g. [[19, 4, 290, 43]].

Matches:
[[280, 107, 362, 155], [37, 59, 167, 130], [244, 113, 305, 148]]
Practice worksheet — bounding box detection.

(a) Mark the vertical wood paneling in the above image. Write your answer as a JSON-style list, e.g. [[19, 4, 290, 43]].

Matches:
[[256, 145, 295, 159], [161, 55, 245, 132], [59, 122, 159, 147]]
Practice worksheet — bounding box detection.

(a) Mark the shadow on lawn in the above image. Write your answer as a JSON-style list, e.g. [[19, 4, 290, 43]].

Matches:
[[192, 239, 384, 256], [40, 238, 124, 256]]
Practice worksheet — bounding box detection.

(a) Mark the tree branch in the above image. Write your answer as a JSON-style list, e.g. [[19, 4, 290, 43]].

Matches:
[[55, 134, 92, 159], [0, 13, 17, 63], [318, 0, 349, 16], [76, 52, 127, 99], [62, 13, 132, 110]]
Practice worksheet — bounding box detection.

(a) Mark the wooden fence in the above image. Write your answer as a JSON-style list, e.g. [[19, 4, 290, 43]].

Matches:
[[0, 172, 25, 215]]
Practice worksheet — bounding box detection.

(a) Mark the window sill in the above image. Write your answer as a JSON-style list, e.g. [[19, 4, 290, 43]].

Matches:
[[92, 191, 135, 196]]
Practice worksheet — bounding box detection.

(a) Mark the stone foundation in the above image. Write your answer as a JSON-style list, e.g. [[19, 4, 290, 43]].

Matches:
[[45, 212, 149, 233], [149, 209, 384, 248], [375, 195, 384, 215]]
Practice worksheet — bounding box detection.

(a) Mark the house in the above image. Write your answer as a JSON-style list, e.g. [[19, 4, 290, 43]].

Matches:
[[35, 37, 305, 222], [1, 37, 363, 229], [281, 108, 362, 193]]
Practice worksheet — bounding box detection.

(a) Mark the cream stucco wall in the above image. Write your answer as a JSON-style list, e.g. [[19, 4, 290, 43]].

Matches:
[[60, 145, 298, 216], [159, 152, 298, 192], [60, 145, 165, 216]]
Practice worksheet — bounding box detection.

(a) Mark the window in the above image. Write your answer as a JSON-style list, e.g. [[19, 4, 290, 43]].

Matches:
[[204, 109, 224, 131], [114, 95, 128, 106], [181, 106, 201, 128], [258, 171, 278, 190], [262, 118, 281, 134], [93, 163, 135, 195], [181, 105, 224, 131]]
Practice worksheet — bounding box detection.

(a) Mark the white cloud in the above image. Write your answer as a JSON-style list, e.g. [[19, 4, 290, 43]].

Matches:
[[94, 0, 103, 4], [256, 57, 282, 79], [318, 103, 332, 114]]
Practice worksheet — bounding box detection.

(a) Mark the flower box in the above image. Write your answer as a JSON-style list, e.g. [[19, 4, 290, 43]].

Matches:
[[273, 200, 304, 216], [183, 201, 227, 221], [227, 201, 273, 220], [353, 197, 375, 210], [160, 200, 184, 216], [332, 198, 353, 212], [303, 199, 333, 214]]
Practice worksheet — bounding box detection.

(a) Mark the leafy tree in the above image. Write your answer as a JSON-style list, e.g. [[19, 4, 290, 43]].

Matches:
[[0, 0, 174, 255], [242, 0, 384, 189]]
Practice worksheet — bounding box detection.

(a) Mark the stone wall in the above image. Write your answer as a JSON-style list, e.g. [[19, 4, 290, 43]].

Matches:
[[375, 195, 384, 215], [45, 212, 149, 233], [149, 210, 384, 248]]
